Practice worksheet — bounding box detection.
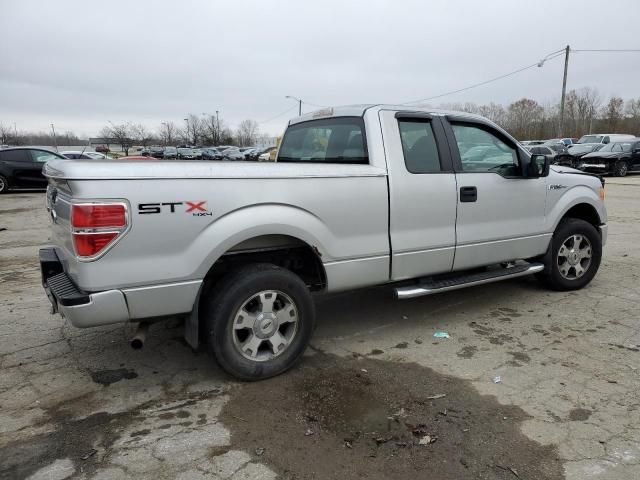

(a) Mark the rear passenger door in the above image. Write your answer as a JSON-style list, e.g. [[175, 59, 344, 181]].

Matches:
[[380, 111, 458, 280], [0, 149, 34, 187]]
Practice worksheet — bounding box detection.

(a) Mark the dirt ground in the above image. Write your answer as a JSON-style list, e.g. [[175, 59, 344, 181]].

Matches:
[[1, 176, 639, 479]]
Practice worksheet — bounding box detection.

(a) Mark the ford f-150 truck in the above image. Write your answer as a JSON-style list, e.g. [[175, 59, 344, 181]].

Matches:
[[40, 105, 607, 380]]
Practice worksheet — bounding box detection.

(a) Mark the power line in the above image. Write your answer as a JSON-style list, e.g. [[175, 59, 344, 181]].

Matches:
[[401, 50, 565, 105], [258, 105, 297, 125], [572, 49, 640, 53]]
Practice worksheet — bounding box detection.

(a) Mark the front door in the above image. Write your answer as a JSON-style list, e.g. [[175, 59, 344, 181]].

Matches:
[[442, 118, 549, 271]]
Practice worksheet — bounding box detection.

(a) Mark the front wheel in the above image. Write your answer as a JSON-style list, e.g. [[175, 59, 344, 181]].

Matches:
[[613, 160, 628, 177], [537, 218, 602, 291], [0, 175, 8, 193], [203, 263, 315, 381]]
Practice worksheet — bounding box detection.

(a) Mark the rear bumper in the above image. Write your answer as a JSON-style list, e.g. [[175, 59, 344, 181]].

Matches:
[[40, 248, 201, 328], [40, 248, 129, 327]]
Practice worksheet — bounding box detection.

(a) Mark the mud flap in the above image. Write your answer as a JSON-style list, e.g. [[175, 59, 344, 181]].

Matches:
[[184, 289, 201, 350]]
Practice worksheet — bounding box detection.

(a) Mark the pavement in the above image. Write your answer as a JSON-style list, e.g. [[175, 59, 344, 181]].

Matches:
[[1, 175, 639, 479]]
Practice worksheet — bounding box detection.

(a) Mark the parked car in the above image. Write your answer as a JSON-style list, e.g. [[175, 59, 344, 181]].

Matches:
[[578, 140, 640, 176], [61, 151, 96, 160], [542, 142, 568, 154], [192, 148, 203, 159], [202, 148, 223, 160], [163, 147, 178, 159], [546, 138, 574, 147], [40, 105, 607, 380], [84, 152, 108, 160], [95, 145, 110, 153], [177, 148, 199, 160], [526, 145, 557, 160], [520, 140, 545, 146], [554, 144, 604, 167], [257, 146, 277, 161], [149, 146, 165, 158], [0, 147, 65, 193], [576, 133, 636, 145], [119, 156, 158, 160], [222, 147, 245, 161], [242, 148, 257, 160]]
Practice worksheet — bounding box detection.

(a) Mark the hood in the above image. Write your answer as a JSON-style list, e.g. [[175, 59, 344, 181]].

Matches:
[[582, 151, 617, 159], [550, 164, 605, 187]]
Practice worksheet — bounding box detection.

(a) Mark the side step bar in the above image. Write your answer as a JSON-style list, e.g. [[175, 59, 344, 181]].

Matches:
[[395, 263, 544, 299]]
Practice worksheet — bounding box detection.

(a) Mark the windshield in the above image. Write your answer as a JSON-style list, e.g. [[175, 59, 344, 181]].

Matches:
[[577, 135, 603, 144], [598, 143, 616, 152]]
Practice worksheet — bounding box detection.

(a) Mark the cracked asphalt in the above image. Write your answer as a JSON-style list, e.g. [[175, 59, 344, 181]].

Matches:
[[1, 176, 639, 479]]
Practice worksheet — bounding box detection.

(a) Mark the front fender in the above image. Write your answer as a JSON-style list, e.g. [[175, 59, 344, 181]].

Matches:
[[546, 185, 607, 232]]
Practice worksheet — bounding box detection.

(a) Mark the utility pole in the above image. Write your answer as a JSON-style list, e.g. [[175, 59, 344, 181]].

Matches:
[[285, 96, 303, 116], [13, 122, 17, 145], [216, 110, 220, 145], [558, 45, 570, 137], [50, 123, 58, 152]]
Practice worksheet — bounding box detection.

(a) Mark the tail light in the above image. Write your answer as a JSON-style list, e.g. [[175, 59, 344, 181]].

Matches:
[[71, 203, 128, 259]]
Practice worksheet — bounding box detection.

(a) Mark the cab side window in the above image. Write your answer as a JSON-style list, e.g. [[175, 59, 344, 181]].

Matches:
[[0, 150, 31, 162], [398, 120, 442, 173], [451, 123, 520, 174]]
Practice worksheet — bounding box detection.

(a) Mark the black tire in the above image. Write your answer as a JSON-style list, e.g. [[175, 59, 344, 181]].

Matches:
[[203, 263, 315, 381], [537, 218, 602, 291], [613, 160, 628, 177], [0, 175, 8, 194]]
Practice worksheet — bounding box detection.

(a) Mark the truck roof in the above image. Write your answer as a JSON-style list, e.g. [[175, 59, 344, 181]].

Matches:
[[288, 104, 489, 125]]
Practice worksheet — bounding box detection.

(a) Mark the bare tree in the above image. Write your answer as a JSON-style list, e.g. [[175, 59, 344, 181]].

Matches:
[[625, 98, 640, 135], [236, 119, 259, 147], [183, 114, 204, 145], [603, 96, 624, 132], [201, 114, 224, 146], [101, 122, 133, 155], [158, 121, 178, 146], [131, 123, 154, 147], [506, 98, 543, 139], [0, 123, 12, 144]]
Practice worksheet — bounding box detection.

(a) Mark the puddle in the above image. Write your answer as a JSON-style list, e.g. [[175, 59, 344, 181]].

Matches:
[[221, 353, 564, 480]]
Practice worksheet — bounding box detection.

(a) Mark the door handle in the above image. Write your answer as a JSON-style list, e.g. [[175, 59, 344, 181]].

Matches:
[[460, 186, 477, 202]]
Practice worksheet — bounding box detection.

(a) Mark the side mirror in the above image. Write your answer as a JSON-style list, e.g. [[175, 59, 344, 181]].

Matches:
[[528, 154, 550, 177]]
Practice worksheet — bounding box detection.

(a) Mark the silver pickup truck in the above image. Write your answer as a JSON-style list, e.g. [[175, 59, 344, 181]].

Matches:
[[40, 105, 607, 380]]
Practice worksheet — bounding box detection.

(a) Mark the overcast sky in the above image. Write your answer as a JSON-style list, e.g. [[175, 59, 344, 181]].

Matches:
[[1, 0, 639, 137]]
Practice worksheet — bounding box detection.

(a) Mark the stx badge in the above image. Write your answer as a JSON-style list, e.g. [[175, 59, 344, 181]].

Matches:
[[138, 201, 213, 216]]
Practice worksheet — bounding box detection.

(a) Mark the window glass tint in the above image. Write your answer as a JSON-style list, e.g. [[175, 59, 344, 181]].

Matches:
[[31, 150, 59, 162], [451, 124, 519, 173], [398, 120, 441, 173], [0, 150, 31, 162], [277, 117, 367, 164]]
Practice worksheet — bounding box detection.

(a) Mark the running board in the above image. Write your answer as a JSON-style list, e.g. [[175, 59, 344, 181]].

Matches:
[[395, 263, 544, 299]]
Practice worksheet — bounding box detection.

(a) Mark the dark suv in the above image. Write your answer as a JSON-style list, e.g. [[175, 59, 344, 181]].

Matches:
[[0, 147, 66, 193]]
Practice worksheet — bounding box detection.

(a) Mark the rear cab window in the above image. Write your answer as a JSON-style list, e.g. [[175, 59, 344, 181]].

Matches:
[[277, 117, 368, 164]]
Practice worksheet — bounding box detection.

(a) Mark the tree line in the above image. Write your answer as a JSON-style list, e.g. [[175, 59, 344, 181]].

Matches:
[[3, 89, 640, 150], [98, 114, 265, 154], [438, 88, 640, 140], [0, 113, 266, 154]]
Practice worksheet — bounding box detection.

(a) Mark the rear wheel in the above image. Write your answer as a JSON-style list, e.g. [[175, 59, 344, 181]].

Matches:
[[537, 218, 602, 291], [0, 175, 8, 194], [613, 160, 628, 177], [203, 263, 315, 381]]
